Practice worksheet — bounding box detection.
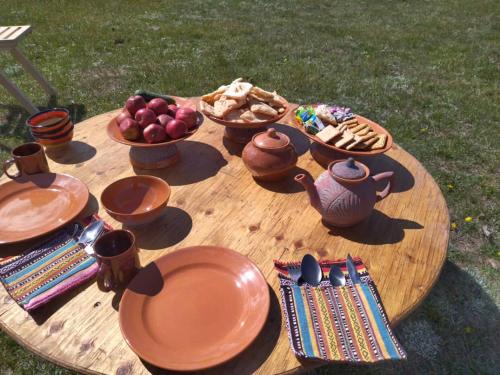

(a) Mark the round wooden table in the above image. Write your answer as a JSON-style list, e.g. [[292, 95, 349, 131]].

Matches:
[[0, 97, 449, 375]]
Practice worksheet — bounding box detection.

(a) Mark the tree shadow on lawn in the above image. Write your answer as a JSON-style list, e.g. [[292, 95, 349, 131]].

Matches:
[[310, 261, 500, 375], [0, 99, 86, 154]]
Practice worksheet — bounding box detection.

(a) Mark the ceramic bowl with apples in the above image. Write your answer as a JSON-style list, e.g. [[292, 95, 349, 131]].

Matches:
[[107, 94, 201, 148]]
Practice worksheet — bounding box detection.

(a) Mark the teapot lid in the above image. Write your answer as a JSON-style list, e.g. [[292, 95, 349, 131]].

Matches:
[[330, 158, 367, 180], [253, 128, 290, 149]]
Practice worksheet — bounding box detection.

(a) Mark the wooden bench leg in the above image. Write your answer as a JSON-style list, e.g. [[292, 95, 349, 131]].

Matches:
[[0, 70, 38, 114], [10, 46, 57, 96]]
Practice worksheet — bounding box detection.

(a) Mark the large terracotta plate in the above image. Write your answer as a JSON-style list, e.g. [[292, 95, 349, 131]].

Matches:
[[202, 95, 291, 128], [0, 173, 89, 244], [119, 246, 270, 371], [295, 112, 393, 156]]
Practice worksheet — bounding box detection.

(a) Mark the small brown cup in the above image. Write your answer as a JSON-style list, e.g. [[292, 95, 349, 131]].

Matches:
[[94, 229, 140, 292], [2, 142, 50, 179]]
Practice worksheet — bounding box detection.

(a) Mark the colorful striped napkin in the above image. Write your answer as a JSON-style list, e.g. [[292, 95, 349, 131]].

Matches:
[[0, 216, 109, 312], [274, 258, 406, 363]]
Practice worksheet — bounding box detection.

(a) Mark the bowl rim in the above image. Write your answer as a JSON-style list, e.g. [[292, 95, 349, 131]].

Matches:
[[31, 122, 74, 139], [26, 108, 70, 128], [30, 118, 72, 137], [100, 175, 171, 217]]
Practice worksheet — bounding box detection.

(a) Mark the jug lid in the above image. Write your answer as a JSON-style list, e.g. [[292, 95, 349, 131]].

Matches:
[[330, 158, 368, 181], [253, 128, 290, 149]]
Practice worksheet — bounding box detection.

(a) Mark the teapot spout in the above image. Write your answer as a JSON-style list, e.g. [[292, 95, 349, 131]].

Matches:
[[295, 173, 321, 212]]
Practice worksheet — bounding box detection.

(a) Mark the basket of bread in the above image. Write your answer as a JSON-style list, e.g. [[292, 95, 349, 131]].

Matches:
[[199, 78, 289, 128], [295, 105, 393, 156]]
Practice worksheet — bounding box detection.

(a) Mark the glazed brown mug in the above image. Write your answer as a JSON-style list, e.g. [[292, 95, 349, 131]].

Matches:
[[94, 229, 140, 292], [3, 142, 49, 179]]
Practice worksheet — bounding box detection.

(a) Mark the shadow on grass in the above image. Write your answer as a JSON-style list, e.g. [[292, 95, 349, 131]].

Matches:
[[0, 99, 86, 155], [310, 261, 500, 374]]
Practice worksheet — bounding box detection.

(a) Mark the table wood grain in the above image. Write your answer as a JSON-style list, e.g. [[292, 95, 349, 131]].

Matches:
[[0, 97, 449, 375]]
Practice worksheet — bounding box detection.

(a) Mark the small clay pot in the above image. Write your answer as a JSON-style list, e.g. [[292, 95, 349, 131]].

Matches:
[[242, 128, 298, 182]]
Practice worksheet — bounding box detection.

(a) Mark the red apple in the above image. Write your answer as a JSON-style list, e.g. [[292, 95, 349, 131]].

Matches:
[[166, 119, 187, 139], [167, 104, 179, 117], [125, 95, 146, 116], [175, 107, 197, 129], [147, 98, 170, 116], [143, 123, 167, 143], [119, 118, 141, 140], [157, 114, 174, 128], [116, 109, 132, 125], [135, 108, 157, 129]]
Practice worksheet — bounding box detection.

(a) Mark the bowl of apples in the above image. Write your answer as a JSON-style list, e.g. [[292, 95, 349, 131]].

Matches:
[[107, 93, 203, 169]]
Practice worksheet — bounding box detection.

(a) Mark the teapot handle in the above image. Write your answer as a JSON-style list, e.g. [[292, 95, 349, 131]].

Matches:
[[372, 171, 394, 201]]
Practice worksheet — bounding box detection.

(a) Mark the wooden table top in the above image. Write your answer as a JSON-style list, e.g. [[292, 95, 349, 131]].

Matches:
[[0, 97, 449, 375]]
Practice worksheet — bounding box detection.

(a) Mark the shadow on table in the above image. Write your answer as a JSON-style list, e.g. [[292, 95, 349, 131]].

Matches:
[[45, 140, 97, 164], [111, 263, 165, 310], [327, 209, 423, 245], [309, 144, 415, 194], [308, 261, 500, 375], [272, 123, 311, 156], [133, 140, 227, 186], [256, 166, 312, 194], [125, 206, 192, 250], [221, 123, 310, 159], [141, 284, 282, 375], [29, 276, 96, 325]]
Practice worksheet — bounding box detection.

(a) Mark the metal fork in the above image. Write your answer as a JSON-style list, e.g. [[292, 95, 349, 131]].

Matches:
[[288, 264, 302, 283]]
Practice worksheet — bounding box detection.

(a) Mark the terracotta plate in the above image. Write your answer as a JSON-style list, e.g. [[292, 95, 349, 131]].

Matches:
[[119, 246, 270, 371], [0, 173, 88, 244], [202, 95, 290, 128], [295, 112, 393, 156]]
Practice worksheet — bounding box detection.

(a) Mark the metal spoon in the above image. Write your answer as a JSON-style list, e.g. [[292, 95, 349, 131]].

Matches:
[[329, 265, 346, 287], [300, 254, 322, 286], [77, 220, 104, 254]]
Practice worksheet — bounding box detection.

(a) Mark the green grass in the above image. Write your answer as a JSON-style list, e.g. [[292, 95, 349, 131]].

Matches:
[[0, 0, 499, 374]]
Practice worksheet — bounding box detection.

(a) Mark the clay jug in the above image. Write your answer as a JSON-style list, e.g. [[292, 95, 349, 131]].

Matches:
[[295, 158, 393, 227], [242, 128, 297, 181]]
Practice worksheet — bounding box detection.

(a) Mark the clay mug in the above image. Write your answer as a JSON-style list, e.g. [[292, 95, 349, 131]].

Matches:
[[94, 229, 140, 292], [3, 142, 49, 179]]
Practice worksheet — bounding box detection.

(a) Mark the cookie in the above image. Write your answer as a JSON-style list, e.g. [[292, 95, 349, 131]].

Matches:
[[370, 134, 388, 150], [335, 131, 355, 148], [316, 125, 341, 143], [199, 101, 215, 117], [340, 118, 358, 127], [351, 123, 369, 134], [250, 103, 278, 117], [214, 96, 240, 118]]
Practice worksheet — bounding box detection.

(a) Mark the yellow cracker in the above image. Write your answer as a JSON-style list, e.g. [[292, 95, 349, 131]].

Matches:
[[353, 127, 371, 136], [316, 126, 341, 143], [370, 134, 387, 150], [351, 123, 369, 133], [340, 118, 358, 127], [334, 132, 355, 148]]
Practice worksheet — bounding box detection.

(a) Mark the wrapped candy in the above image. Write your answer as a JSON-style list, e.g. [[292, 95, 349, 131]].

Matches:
[[295, 106, 325, 135], [330, 105, 354, 123]]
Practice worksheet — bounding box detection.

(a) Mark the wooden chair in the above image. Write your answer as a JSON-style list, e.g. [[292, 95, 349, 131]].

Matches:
[[0, 25, 57, 114]]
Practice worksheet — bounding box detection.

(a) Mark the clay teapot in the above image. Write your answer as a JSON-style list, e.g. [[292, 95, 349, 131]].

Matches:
[[295, 158, 394, 227], [242, 128, 297, 181]]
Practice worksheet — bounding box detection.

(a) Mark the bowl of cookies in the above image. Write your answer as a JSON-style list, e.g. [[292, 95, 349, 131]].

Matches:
[[294, 105, 393, 157], [199, 78, 290, 143]]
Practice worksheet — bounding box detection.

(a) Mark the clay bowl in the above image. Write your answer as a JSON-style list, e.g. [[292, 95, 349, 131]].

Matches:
[[294, 112, 393, 157], [34, 126, 74, 148], [30, 117, 74, 138], [201, 95, 290, 129], [101, 175, 171, 226], [26, 108, 70, 134]]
